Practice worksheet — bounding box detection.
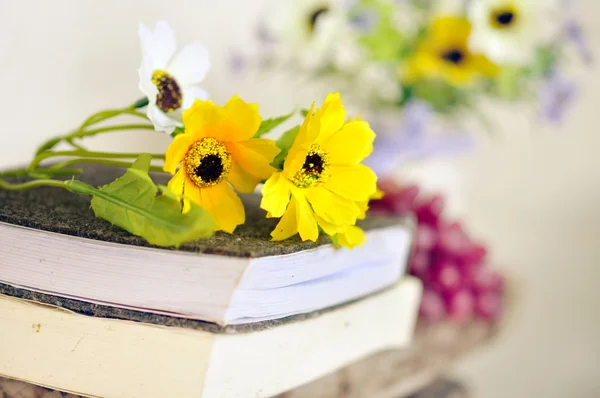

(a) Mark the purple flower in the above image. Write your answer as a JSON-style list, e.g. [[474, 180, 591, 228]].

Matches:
[[349, 10, 378, 33], [364, 102, 477, 178], [228, 51, 247, 75], [563, 0, 593, 63], [539, 71, 577, 124]]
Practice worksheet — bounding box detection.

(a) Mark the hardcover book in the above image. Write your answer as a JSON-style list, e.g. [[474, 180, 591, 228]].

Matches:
[[0, 164, 415, 325]]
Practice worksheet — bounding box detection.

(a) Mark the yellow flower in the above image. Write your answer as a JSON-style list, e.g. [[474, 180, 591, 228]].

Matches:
[[164, 95, 280, 233], [403, 16, 499, 86], [260, 93, 378, 248]]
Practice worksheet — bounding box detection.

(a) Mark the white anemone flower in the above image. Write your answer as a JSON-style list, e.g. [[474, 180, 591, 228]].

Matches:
[[138, 21, 210, 134], [266, 0, 349, 70], [468, 0, 560, 65]]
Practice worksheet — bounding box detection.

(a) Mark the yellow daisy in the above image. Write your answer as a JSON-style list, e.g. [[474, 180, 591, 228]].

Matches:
[[260, 93, 378, 248], [403, 16, 499, 86], [164, 95, 280, 233]]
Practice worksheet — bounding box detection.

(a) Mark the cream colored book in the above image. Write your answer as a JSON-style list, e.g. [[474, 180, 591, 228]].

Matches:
[[0, 278, 422, 398]]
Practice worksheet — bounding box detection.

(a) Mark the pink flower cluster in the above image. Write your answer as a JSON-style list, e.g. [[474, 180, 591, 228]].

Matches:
[[371, 180, 505, 324]]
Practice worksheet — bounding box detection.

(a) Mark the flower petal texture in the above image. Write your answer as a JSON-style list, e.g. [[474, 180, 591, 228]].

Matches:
[[164, 96, 280, 233], [260, 92, 378, 249], [138, 20, 211, 134], [403, 16, 499, 86]]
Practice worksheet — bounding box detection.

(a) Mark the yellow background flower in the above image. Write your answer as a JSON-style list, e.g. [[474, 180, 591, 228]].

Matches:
[[164, 95, 280, 233], [403, 16, 499, 86], [260, 93, 377, 248]]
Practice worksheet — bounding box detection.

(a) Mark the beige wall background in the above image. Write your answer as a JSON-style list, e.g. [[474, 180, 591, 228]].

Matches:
[[0, 1, 598, 397]]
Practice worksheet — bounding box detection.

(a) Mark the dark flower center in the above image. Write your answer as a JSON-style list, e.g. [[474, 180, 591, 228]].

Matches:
[[194, 154, 224, 183], [291, 144, 329, 188], [441, 49, 465, 65], [308, 7, 329, 33], [152, 70, 183, 113], [491, 8, 518, 28], [184, 138, 232, 188], [303, 153, 325, 175], [495, 11, 515, 26]]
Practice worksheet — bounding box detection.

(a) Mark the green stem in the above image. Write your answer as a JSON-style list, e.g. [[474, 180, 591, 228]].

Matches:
[[0, 178, 69, 191], [0, 167, 82, 178], [28, 150, 165, 171], [65, 137, 87, 151], [80, 109, 149, 130], [69, 123, 154, 140], [33, 105, 151, 155], [48, 158, 165, 173]]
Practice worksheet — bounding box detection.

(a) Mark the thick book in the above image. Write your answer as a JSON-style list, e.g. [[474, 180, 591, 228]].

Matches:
[[0, 165, 414, 325], [0, 278, 423, 398]]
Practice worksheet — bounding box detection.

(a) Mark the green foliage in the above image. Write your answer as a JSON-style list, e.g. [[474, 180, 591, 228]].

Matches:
[[356, 0, 405, 62], [330, 233, 341, 249], [272, 125, 301, 170], [132, 97, 150, 109], [493, 66, 525, 100], [75, 154, 214, 247], [254, 110, 297, 137], [528, 46, 559, 78], [35, 137, 62, 155], [411, 80, 471, 113], [171, 126, 185, 138]]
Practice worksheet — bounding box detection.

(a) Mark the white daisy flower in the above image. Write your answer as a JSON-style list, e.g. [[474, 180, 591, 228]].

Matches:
[[265, 0, 349, 70], [468, 0, 560, 65], [138, 21, 211, 134]]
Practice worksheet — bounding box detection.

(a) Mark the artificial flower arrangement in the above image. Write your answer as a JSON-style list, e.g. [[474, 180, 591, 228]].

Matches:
[[237, 0, 591, 172], [0, 21, 379, 250]]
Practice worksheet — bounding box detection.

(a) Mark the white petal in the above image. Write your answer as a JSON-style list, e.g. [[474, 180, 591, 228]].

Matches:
[[138, 23, 154, 57], [167, 42, 211, 86], [138, 55, 156, 94], [148, 21, 177, 69], [147, 104, 180, 134], [182, 85, 209, 109]]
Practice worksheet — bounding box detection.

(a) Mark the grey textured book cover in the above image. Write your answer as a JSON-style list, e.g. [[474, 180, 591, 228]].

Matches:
[[0, 164, 407, 257]]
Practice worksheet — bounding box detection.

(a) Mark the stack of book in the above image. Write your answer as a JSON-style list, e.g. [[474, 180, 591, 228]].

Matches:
[[0, 165, 422, 398]]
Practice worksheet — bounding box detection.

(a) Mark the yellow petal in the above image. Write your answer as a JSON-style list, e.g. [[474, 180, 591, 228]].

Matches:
[[200, 182, 245, 233], [228, 160, 260, 193], [230, 139, 278, 181], [167, 167, 186, 196], [305, 186, 359, 226], [325, 164, 378, 202], [284, 102, 317, 174], [271, 196, 298, 241], [314, 93, 345, 144], [356, 200, 369, 220], [371, 188, 384, 200], [321, 120, 375, 165], [182, 179, 202, 214], [338, 226, 366, 249], [223, 95, 262, 141], [182, 99, 224, 139], [163, 134, 195, 174], [471, 54, 500, 78], [293, 190, 319, 242], [261, 172, 292, 218], [314, 214, 344, 236]]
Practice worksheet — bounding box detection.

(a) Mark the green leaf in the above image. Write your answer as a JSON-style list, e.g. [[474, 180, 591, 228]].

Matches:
[[171, 126, 185, 138], [300, 108, 310, 117], [132, 97, 150, 109], [79, 154, 214, 247], [494, 66, 525, 100], [330, 233, 341, 249], [271, 125, 300, 170], [254, 110, 296, 137]]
